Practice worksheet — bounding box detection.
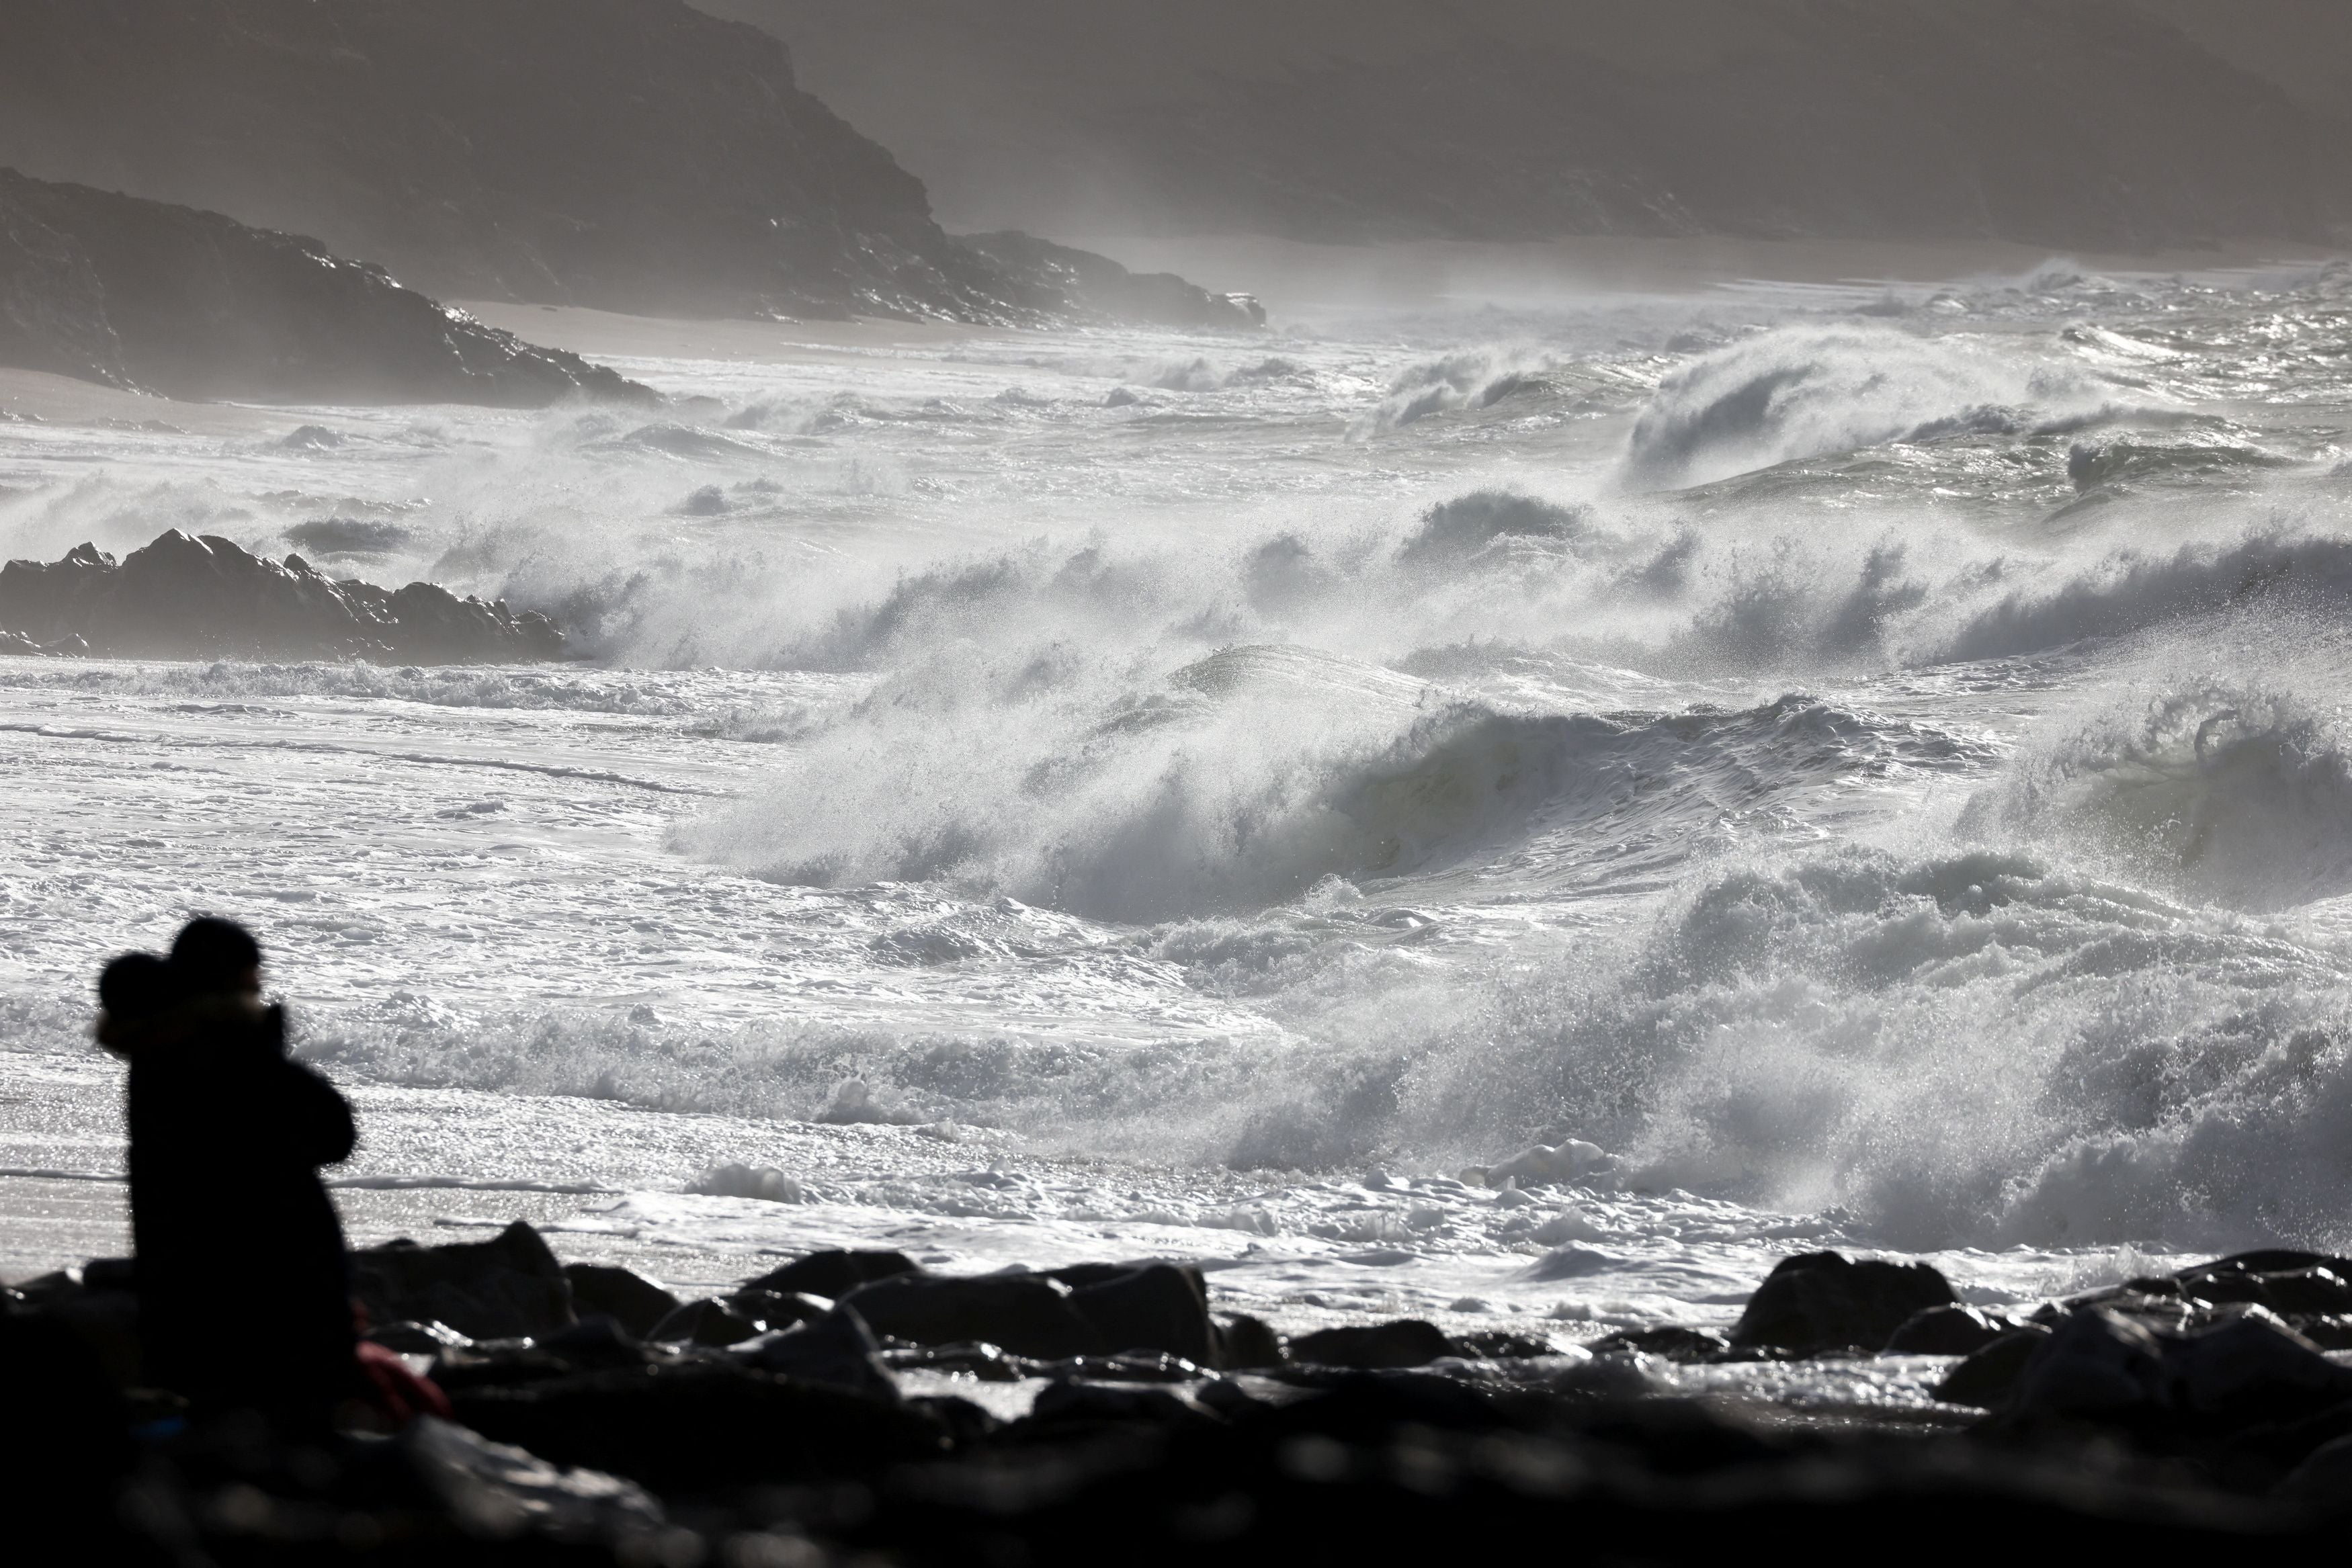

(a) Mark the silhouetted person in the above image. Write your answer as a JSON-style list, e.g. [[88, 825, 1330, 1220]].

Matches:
[[97, 918, 360, 1434]]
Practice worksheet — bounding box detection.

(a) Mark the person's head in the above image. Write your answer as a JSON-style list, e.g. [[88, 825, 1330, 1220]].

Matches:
[[99, 952, 180, 1022], [171, 916, 263, 999], [95, 951, 183, 1054]]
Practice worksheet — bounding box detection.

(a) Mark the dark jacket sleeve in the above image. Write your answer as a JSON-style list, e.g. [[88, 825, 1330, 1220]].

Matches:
[[263, 1058, 358, 1167]]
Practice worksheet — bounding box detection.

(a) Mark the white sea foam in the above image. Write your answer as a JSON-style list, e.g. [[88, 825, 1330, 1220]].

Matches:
[[11, 261, 2352, 1332], [1624, 324, 2125, 488]]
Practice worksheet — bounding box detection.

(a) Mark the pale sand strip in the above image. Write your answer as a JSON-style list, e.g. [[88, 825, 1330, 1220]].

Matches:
[[0, 367, 287, 435], [454, 302, 1002, 364]]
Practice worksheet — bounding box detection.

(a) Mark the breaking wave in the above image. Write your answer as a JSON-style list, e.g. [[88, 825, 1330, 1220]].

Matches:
[[681, 643, 1986, 923], [1385, 843, 2352, 1253], [1960, 681, 2352, 910], [1939, 532, 2352, 663], [1624, 325, 2124, 488]]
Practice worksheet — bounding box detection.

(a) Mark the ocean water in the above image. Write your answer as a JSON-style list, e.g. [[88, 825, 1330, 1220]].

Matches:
[[7, 258, 2352, 1379]]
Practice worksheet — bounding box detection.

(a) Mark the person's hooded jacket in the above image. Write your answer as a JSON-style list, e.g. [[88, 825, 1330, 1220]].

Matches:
[[100, 995, 358, 1421]]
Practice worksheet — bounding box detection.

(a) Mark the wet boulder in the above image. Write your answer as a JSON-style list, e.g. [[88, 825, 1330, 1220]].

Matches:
[[1455, 1330, 1560, 1360], [738, 1304, 902, 1404], [1214, 1312, 1285, 1370], [427, 1328, 657, 1395], [1289, 1320, 1457, 1370], [2275, 1434, 2352, 1502], [1048, 1261, 1220, 1367], [2006, 1308, 2170, 1419], [1589, 1325, 1732, 1362], [728, 1287, 833, 1333], [840, 1261, 1226, 1366], [1023, 1377, 1224, 1434], [452, 1360, 948, 1494], [403, 1415, 666, 1544], [1730, 1252, 1958, 1356], [1884, 1305, 2015, 1356], [2292, 1314, 2352, 1350], [1933, 1325, 2052, 1407], [15, 1261, 141, 1387], [648, 1298, 761, 1348], [740, 1248, 920, 1301], [2160, 1307, 2352, 1420], [2177, 1263, 2352, 1317], [366, 1319, 470, 1355], [842, 1271, 1105, 1361], [563, 1262, 680, 1340], [0, 1311, 133, 1528], [350, 1219, 575, 1342]]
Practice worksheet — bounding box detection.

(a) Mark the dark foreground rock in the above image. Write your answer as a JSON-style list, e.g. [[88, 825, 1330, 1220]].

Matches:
[[21, 1231, 2352, 1563], [351, 1221, 576, 1342], [0, 531, 566, 663], [560, 1264, 681, 1342], [0, 167, 653, 405]]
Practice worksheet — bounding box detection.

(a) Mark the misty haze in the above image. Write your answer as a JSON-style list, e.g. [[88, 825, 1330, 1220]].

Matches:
[[8, 1, 2352, 1557]]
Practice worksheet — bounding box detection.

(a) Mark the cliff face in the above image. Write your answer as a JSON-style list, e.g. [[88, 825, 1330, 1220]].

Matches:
[[702, 0, 2332, 253], [0, 0, 1031, 320], [0, 169, 652, 405]]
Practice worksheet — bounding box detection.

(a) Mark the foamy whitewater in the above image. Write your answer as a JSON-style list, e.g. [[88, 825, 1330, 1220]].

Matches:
[[8, 258, 2352, 1395]]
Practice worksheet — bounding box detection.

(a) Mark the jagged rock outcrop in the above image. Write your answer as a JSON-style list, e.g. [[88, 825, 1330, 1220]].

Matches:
[[0, 168, 651, 405], [961, 232, 1264, 331], [0, 532, 568, 664], [0, 0, 1257, 328]]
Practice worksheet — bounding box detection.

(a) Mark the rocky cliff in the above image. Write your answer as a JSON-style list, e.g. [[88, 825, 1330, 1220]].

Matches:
[[702, 0, 2335, 252], [0, 532, 566, 664], [0, 169, 653, 405], [0, 0, 1257, 326]]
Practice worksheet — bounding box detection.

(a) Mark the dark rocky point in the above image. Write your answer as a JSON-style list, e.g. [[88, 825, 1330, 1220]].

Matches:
[[0, 167, 653, 405], [0, 531, 567, 663]]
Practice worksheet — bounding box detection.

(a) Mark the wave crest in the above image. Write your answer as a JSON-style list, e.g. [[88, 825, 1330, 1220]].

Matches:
[[1625, 325, 2119, 488]]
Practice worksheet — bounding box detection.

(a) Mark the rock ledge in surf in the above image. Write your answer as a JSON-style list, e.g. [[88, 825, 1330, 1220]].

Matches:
[[0, 531, 566, 664]]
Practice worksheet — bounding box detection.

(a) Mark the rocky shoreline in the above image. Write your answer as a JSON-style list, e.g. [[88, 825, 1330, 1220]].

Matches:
[[12, 1221, 2352, 1561], [0, 531, 566, 664]]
